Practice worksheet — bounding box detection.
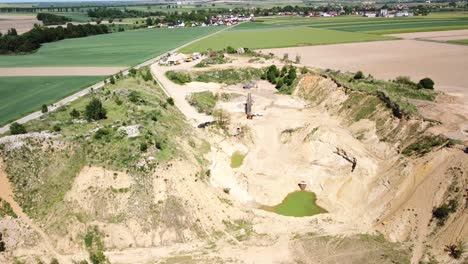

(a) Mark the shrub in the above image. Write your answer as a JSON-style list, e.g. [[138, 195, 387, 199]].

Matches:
[[109, 76, 115, 84], [166, 71, 192, 84], [128, 91, 139, 103], [432, 199, 458, 226], [354, 71, 364, 80], [9, 122, 26, 135], [226, 46, 236, 54], [41, 104, 48, 113], [53, 124, 61, 132], [70, 108, 80, 118], [140, 142, 148, 152], [85, 98, 107, 121], [418, 77, 434, 89], [167, 97, 174, 106], [295, 54, 301, 63], [301, 67, 308, 74], [94, 128, 110, 140], [445, 243, 464, 259], [394, 76, 416, 86]]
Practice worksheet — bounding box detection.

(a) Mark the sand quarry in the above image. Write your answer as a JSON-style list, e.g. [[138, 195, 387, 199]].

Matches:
[[0, 53, 467, 263]]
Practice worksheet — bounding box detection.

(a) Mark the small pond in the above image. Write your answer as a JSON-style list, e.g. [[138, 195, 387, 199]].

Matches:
[[262, 191, 327, 217]]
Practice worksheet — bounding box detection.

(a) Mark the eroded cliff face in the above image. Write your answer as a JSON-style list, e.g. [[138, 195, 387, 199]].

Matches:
[[293, 73, 467, 263]]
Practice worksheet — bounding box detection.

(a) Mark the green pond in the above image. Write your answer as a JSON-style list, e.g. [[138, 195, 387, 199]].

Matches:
[[263, 191, 327, 217]]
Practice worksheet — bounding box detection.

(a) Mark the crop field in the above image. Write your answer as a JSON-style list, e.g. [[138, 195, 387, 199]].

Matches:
[[259, 12, 468, 34], [0, 26, 222, 67], [179, 27, 392, 53], [449, 39, 468, 45], [180, 12, 468, 52], [0, 76, 103, 125]]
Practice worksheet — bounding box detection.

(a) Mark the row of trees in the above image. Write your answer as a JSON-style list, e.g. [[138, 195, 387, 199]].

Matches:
[[36, 13, 71, 25], [0, 23, 109, 54]]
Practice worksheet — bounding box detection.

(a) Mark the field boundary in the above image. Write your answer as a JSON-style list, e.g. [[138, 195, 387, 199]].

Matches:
[[0, 24, 236, 134]]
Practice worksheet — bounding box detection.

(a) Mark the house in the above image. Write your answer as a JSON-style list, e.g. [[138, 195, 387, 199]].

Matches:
[[379, 9, 388, 16]]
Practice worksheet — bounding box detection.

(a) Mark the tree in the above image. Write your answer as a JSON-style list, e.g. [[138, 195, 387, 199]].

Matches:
[[283, 53, 289, 61], [146, 17, 153, 26], [109, 76, 115, 84], [7, 28, 17, 36], [70, 108, 80, 118], [354, 71, 364, 80], [226, 46, 236, 54], [41, 104, 48, 113], [418, 77, 434, 89], [108, 18, 113, 24], [85, 98, 107, 121], [167, 97, 174, 106], [10, 122, 26, 135]]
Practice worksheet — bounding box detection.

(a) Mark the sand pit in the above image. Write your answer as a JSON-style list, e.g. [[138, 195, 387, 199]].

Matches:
[[0, 66, 127, 76], [262, 39, 468, 100], [0, 15, 42, 35]]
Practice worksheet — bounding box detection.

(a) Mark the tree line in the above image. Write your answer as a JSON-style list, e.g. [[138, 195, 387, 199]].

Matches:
[[0, 23, 109, 54], [37, 13, 71, 26]]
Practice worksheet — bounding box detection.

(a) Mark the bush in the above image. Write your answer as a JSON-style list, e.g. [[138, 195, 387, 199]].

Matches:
[[53, 124, 61, 132], [93, 128, 110, 140], [109, 76, 115, 84], [226, 46, 236, 54], [167, 97, 174, 106], [140, 142, 148, 152], [166, 71, 192, 84], [9, 122, 26, 135], [128, 91, 139, 103], [432, 199, 458, 226], [418, 77, 434, 89], [354, 71, 364, 80], [301, 67, 308, 74], [394, 76, 416, 86], [41, 104, 48, 113], [70, 108, 80, 118], [85, 98, 107, 121]]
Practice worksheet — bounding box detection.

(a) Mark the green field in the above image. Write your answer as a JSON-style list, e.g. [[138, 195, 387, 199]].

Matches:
[[179, 27, 392, 53], [180, 13, 468, 52], [0, 27, 222, 67], [0, 76, 103, 125], [263, 191, 326, 217]]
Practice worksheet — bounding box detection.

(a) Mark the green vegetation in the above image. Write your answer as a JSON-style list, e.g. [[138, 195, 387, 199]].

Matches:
[[328, 71, 436, 116], [84, 98, 107, 121], [0, 198, 17, 218], [165, 71, 192, 84], [84, 226, 108, 264], [230, 151, 245, 168], [262, 65, 298, 94], [263, 191, 326, 217], [418, 77, 435, 90], [9, 122, 27, 135], [0, 27, 222, 67], [195, 54, 230, 67], [36, 13, 71, 25], [194, 67, 263, 84], [432, 199, 458, 226], [448, 39, 468, 45], [0, 76, 104, 126], [187, 91, 217, 115], [0, 71, 194, 222], [180, 27, 392, 53], [402, 135, 447, 156]]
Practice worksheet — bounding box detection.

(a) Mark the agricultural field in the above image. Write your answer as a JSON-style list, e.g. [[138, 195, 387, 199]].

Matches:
[[180, 12, 468, 52], [179, 27, 392, 53], [0, 26, 222, 67], [0, 76, 103, 125], [449, 39, 468, 45]]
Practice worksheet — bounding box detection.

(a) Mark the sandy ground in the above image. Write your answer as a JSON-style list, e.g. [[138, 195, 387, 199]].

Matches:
[[387, 29, 468, 40], [0, 67, 127, 76], [261, 40, 468, 101], [0, 15, 41, 35]]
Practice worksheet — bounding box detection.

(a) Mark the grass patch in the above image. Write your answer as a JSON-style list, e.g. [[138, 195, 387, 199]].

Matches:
[[448, 39, 468, 45], [179, 27, 391, 53], [263, 191, 326, 217], [230, 152, 245, 168], [0, 27, 222, 67], [0, 198, 17, 218], [194, 55, 230, 67], [187, 91, 217, 115], [194, 67, 263, 85], [402, 135, 447, 156], [0, 76, 104, 126]]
